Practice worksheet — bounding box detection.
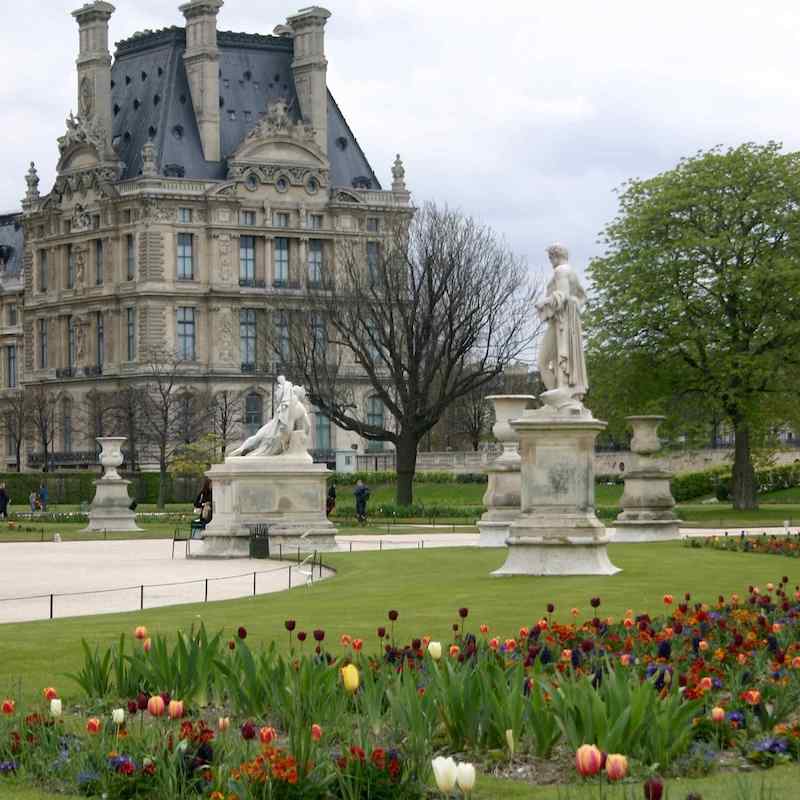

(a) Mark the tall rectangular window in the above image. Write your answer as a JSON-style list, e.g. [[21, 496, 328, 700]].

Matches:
[[7, 304, 17, 327], [67, 316, 76, 370], [311, 312, 327, 354], [179, 207, 192, 224], [273, 212, 290, 228], [367, 241, 379, 284], [177, 307, 196, 361], [308, 239, 323, 286], [126, 234, 135, 280], [177, 233, 194, 280], [240, 308, 257, 369], [126, 308, 136, 361], [275, 310, 290, 361], [96, 311, 104, 369], [6, 345, 16, 389], [366, 396, 385, 451], [39, 250, 48, 292], [309, 214, 323, 231], [37, 319, 48, 369], [95, 239, 104, 285], [366, 217, 379, 233], [239, 235, 256, 285], [240, 210, 256, 226], [274, 238, 289, 285], [67, 245, 76, 289], [315, 412, 331, 450]]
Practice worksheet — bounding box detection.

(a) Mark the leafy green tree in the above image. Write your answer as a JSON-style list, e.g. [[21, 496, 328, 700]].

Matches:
[[587, 142, 800, 510]]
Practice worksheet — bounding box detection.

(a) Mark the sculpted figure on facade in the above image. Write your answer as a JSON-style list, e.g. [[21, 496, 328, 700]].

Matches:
[[58, 112, 106, 156], [228, 375, 311, 458], [535, 243, 589, 409]]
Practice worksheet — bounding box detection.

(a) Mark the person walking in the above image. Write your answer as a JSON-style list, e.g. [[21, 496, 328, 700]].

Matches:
[[29, 490, 37, 513], [194, 477, 213, 528], [326, 482, 337, 516], [354, 479, 370, 525], [38, 482, 48, 512], [0, 482, 9, 520]]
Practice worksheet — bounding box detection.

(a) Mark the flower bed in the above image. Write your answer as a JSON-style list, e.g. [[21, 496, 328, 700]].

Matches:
[[3, 580, 800, 798], [687, 533, 800, 559]]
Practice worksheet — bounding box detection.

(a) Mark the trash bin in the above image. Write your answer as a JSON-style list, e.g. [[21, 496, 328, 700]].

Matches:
[[190, 520, 205, 539], [249, 524, 270, 559]]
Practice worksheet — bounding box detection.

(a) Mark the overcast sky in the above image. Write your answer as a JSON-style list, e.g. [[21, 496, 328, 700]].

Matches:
[[2, 1, 800, 279]]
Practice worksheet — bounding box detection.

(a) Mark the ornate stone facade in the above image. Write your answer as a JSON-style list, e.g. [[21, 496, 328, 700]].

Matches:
[[5, 1, 410, 471]]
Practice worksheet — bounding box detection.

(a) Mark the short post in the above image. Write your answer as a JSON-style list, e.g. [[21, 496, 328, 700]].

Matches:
[[49, 593, 54, 620], [297, 546, 300, 564], [288, 565, 292, 589], [380, 539, 383, 552], [204, 578, 208, 603], [279, 543, 283, 561], [40, 528, 44, 542], [349, 541, 353, 553], [253, 571, 257, 597], [104, 528, 108, 540], [140, 584, 144, 610]]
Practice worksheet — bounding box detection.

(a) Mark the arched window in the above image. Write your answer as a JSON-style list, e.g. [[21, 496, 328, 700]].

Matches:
[[244, 392, 263, 435]]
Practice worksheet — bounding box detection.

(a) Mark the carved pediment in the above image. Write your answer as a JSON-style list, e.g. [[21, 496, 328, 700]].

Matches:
[[52, 168, 119, 205], [56, 112, 123, 180]]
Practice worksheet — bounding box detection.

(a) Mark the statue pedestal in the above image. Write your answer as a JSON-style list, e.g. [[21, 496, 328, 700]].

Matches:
[[612, 416, 681, 543], [189, 453, 337, 558], [82, 478, 142, 533], [492, 407, 620, 576]]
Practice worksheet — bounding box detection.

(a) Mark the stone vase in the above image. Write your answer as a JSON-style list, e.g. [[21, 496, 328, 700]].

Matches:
[[612, 416, 681, 542], [82, 437, 142, 533], [477, 395, 535, 547]]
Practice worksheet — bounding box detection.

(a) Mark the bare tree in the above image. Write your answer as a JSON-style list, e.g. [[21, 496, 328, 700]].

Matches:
[[28, 385, 60, 472], [285, 203, 540, 505], [106, 385, 147, 471], [208, 389, 243, 458], [450, 374, 504, 451], [1, 389, 32, 472], [138, 348, 206, 509]]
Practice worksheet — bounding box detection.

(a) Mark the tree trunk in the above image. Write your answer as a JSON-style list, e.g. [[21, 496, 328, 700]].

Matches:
[[395, 432, 419, 507], [15, 442, 21, 473], [158, 450, 167, 511], [732, 422, 758, 511]]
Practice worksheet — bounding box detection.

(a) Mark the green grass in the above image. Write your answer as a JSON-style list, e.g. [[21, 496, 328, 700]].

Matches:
[[1, 541, 796, 706]]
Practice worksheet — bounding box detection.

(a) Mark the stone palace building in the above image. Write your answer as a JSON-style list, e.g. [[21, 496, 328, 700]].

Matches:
[[1, 0, 410, 471]]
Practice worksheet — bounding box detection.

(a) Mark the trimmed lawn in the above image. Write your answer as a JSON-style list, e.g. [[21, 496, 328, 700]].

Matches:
[[1, 541, 796, 705]]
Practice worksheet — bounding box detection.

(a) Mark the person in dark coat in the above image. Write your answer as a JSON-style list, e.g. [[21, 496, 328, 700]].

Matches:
[[326, 482, 337, 516], [0, 482, 9, 519], [38, 482, 48, 512], [354, 480, 370, 525], [195, 477, 213, 527]]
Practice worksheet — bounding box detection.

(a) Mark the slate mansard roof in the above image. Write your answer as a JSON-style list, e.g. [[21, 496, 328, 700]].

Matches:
[[0, 213, 23, 275], [111, 28, 381, 189]]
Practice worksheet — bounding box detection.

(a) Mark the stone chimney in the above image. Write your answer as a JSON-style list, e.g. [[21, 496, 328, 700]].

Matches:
[[72, 2, 115, 153], [180, 0, 223, 162], [286, 6, 331, 155]]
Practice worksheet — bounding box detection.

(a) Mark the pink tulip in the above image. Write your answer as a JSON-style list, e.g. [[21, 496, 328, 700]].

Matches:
[[605, 753, 628, 781], [575, 744, 602, 777]]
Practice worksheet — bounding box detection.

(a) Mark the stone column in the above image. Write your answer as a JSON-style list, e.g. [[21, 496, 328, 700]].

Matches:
[[477, 395, 534, 547], [82, 437, 142, 533], [493, 404, 620, 576], [612, 415, 681, 542]]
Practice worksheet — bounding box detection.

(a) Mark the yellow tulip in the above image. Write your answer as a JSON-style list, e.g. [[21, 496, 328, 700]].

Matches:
[[341, 663, 360, 694]]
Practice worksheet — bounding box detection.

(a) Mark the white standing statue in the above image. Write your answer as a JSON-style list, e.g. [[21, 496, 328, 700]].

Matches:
[[535, 243, 589, 412], [229, 375, 311, 457]]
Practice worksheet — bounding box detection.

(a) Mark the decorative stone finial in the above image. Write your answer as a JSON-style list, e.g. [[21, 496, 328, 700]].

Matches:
[[24, 162, 40, 203], [391, 153, 406, 192], [141, 139, 158, 177]]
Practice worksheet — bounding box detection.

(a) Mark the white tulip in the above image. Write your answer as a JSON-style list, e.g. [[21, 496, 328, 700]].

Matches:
[[432, 756, 457, 792], [112, 708, 125, 725], [505, 728, 515, 756], [428, 641, 442, 661], [50, 698, 62, 718], [456, 762, 476, 793]]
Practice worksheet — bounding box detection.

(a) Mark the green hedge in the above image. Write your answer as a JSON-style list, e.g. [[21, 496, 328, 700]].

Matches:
[[671, 466, 729, 503], [715, 463, 800, 501], [334, 502, 480, 520]]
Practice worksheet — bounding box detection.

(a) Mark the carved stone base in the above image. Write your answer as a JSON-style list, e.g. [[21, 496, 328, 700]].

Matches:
[[82, 479, 142, 533], [477, 465, 521, 548], [189, 456, 338, 558], [477, 520, 513, 548], [611, 519, 681, 543], [492, 536, 621, 576]]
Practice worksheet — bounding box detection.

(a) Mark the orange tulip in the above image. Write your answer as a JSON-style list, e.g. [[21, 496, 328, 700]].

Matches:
[[143, 638, 152, 653], [134, 626, 148, 640], [449, 645, 460, 657], [575, 744, 603, 777], [606, 754, 628, 781], [620, 654, 631, 667], [340, 634, 352, 647], [488, 638, 499, 651], [699, 677, 713, 691], [352, 638, 363, 651], [743, 689, 761, 706], [147, 696, 165, 717], [562, 649, 572, 662], [167, 700, 184, 720], [663, 594, 673, 605], [259, 726, 277, 744], [519, 626, 529, 639], [711, 707, 726, 723], [218, 717, 230, 732], [311, 723, 322, 741], [86, 717, 101, 734], [479, 624, 489, 634], [43, 687, 58, 701]]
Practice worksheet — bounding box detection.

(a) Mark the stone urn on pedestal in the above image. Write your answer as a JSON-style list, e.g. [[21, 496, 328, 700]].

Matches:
[[612, 416, 681, 542], [81, 437, 142, 533], [477, 395, 535, 547]]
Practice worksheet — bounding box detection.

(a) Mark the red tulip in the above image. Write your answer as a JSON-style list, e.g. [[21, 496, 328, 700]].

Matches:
[[43, 687, 58, 701], [86, 717, 101, 734], [134, 626, 148, 640], [711, 706, 726, 723], [663, 594, 673, 606], [259, 725, 277, 744], [311, 723, 322, 741], [643, 777, 664, 800], [241, 721, 257, 740], [1, 699, 14, 715], [575, 744, 602, 777]]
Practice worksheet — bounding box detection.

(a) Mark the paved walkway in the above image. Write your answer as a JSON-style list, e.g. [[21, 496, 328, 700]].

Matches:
[[1, 525, 796, 624]]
